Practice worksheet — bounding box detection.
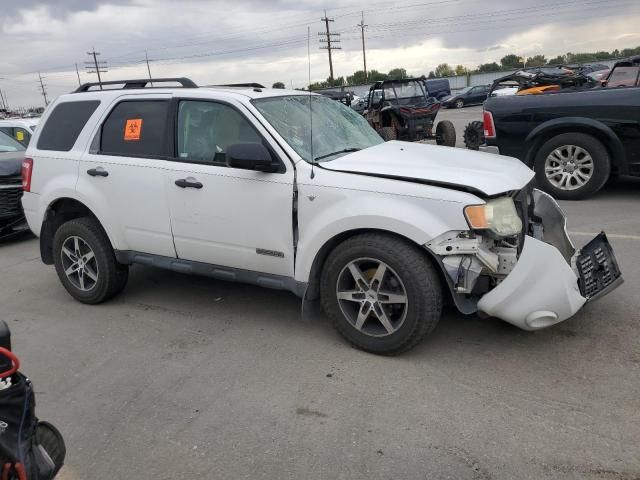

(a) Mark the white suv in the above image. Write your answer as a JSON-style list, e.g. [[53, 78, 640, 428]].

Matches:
[[21, 78, 622, 354]]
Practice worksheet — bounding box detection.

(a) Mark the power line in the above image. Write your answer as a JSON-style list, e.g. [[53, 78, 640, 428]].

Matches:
[[357, 11, 368, 81], [319, 10, 341, 81], [85, 48, 108, 89], [37, 72, 48, 106]]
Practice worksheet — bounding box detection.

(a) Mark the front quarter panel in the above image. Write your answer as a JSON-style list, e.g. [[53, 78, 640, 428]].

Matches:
[[294, 165, 479, 282]]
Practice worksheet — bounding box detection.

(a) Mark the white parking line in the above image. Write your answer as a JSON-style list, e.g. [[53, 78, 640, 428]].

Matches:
[[569, 231, 640, 241]]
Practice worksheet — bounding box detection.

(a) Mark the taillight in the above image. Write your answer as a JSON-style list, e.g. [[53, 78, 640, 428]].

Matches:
[[483, 110, 496, 139], [21, 158, 33, 192]]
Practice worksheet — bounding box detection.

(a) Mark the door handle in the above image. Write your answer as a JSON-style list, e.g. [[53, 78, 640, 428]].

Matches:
[[175, 178, 203, 189], [87, 167, 109, 177]]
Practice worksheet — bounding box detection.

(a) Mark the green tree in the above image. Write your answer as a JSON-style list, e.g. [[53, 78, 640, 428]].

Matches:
[[435, 63, 454, 77], [388, 68, 408, 80], [454, 65, 467, 76], [368, 70, 389, 82], [500, 54, 523, 69], [346, 70, 368, 85], [475, 62, 500, 73], [526, 55, 546, 67], [427, 71, 436, 79], [272, 82, 285, 89], [547, 55, 566, 65]]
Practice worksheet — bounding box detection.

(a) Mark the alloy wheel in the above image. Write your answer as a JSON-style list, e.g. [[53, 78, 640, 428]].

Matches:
[[60, 236, 99, 291], [335, 258, 408, 337], [544, 145, 594, 190]]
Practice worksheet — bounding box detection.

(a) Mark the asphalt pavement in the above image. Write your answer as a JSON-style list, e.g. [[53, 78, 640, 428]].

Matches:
[[0, 131, 638, 479]]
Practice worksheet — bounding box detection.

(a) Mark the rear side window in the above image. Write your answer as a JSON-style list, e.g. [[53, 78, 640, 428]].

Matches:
[[37, 101, 100, 151], [100, 100, 169, 157]]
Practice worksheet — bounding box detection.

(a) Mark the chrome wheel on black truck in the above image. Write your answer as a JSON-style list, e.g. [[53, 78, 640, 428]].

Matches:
[[320, 233, 442, 355], [534, 132, 610, 200]]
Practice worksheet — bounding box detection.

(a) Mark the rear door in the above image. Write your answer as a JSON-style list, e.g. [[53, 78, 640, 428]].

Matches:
[[78, 95, 176, 257], [163, 97, 295, 277]]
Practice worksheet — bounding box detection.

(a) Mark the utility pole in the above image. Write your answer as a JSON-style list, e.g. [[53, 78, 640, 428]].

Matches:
[[357, 11, 368, 81], [1, 89, 8, 111], [0, 89, 6, 110], [145, 50, 153, 86], [37, 72, 49, 106], [75, 63, 82, 86], [319, 10, 341, 82], [85, 48, 108, 89]]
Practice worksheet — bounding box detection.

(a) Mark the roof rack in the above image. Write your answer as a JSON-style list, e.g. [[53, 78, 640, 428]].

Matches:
[[208, 83, 266, 89], [73, 77, 198, 93]]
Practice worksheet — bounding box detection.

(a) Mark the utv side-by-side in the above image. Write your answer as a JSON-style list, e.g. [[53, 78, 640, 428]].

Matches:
[[365, 78, 456, 146]]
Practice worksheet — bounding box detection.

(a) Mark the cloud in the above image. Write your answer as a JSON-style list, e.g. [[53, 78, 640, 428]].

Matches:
[[1, 0, 639, 106]]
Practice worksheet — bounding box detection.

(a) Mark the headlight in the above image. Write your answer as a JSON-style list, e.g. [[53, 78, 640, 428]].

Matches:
[[464, 197, 522, 237]]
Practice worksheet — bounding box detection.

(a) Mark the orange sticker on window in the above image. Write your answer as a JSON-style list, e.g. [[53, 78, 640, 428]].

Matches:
[[124, 119, 143, 141]]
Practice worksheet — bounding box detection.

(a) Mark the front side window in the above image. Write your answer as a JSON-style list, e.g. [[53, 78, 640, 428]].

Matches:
[[176, 101, 262, 164], [253, 95, 383, 163], [100, 100, 169, 157]]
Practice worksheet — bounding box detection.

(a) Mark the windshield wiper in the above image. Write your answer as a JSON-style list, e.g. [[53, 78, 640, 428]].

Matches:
[[313, 148, 361, 162]]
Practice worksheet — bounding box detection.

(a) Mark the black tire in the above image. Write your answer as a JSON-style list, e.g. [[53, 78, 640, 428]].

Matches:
[[379, 126, 397, 142], [463, 120, 485, 150], [454, 99, 464, 109], [534, 132, 610, 200], [53, 217, 128, 304], [320, 233, 443, 355], [435, 120, 456, 147]]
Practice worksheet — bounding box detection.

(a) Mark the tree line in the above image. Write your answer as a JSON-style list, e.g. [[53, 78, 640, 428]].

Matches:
[[272, 46, 640, 90]]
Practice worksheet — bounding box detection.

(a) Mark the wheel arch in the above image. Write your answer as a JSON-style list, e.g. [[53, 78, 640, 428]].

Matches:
[[39, 197, 115, 265], [302, 228, 449, 303], [523, 118, 626, 173]]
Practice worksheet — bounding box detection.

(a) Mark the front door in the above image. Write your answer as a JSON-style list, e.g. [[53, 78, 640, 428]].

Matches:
[[164, 98, 295, 277]]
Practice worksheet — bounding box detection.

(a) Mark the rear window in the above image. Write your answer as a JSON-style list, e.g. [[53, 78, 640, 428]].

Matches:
[[37, 101, 100, 151], [606, 66, 640, 87], [100, 100, 169, 157]]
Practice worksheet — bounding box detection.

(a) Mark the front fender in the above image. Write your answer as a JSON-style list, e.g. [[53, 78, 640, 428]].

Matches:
[[523, 117, 626, 168], [294, 183, 472, 283]]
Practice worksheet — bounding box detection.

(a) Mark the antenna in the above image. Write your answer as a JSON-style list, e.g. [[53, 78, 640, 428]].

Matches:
[[308, 26, 315, 180]]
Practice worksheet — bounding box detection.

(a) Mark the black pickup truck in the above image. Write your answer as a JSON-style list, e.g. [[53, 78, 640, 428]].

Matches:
[[481, 56, 640, 200]]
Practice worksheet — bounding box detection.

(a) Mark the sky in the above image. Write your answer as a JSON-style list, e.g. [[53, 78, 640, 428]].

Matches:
[[1, 0, 639, 108]]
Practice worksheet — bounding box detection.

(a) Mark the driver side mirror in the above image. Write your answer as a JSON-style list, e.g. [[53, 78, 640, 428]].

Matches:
[[226, 143, 279, 173]]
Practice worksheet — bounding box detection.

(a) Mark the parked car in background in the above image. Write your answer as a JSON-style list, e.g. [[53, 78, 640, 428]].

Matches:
[[0, 131, 27, 238], [442, 85, 490, 108], [0, 118, 39, 146], [481, 55, 640, 200], [21, 77, 622, 354], [423, 78, 451, 100]]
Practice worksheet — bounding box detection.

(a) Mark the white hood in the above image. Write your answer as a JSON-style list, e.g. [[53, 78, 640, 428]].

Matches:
[[321, 141, 534, 196]]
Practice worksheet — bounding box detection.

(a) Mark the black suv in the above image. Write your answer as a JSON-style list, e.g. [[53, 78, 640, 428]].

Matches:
[[481, 56, 640, 200], [0, 131, 26, 238]]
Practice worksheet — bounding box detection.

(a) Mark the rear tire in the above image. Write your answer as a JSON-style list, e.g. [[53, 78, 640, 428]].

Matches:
[[534, 132, 610, 200], [320, 233, 443, 355], [53, 217, 128, 304], [435, 120, 456, 147], [379, 126, 397, 142]]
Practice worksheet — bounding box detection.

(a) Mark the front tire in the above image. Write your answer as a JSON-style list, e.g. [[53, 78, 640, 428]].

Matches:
[[53, 217, 128, 304], [454, 99, 464, 109], [436, 120, 456, 147], [534, 132, 610, 200], [320, 233, 443, 355]]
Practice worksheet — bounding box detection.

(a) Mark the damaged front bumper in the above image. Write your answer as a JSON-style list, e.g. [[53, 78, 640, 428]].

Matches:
[[428, 190, 623, 330]]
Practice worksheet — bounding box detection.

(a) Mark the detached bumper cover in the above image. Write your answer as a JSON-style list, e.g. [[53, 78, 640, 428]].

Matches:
[[478, 236, 586, 330], [478, 233, 622, 330]]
